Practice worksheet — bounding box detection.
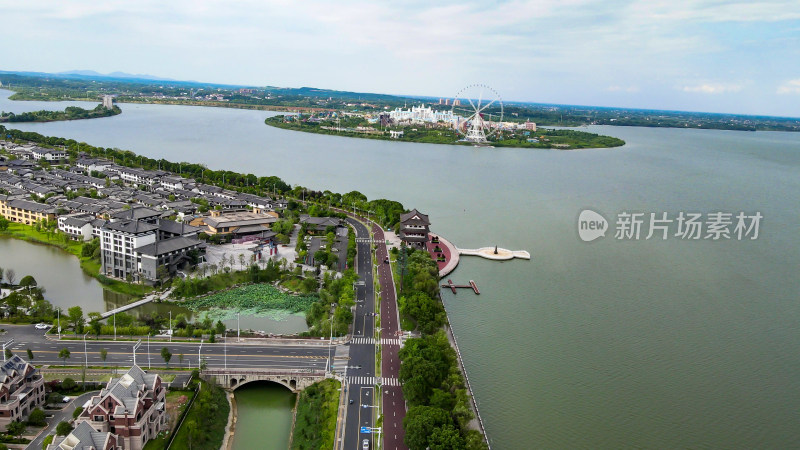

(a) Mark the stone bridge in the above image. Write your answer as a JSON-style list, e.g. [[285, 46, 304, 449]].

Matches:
[[203, 368, 328, 392]]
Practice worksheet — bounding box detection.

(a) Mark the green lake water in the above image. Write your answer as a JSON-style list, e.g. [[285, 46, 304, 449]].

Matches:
[[232, 382, 297, 450], [3, 90, 800, 448]]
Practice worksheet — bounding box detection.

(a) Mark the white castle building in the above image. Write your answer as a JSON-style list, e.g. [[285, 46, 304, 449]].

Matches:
[[389, 104, 458, 125]]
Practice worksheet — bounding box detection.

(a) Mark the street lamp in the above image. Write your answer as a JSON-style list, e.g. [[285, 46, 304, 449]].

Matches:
[[326, 303, 337, 374], [147, 334, 151, 369], [198, 339, 203, 370], [224, 330, 227, 369], [83, 331, 90, 368], [132, 339, 142, 367], [2, 340, 14, 363], [237, 312, 240, 342], [169, 311, 172, 342]]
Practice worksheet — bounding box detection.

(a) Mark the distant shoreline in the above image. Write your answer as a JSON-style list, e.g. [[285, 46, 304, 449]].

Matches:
[[264, 115, 626, 150]]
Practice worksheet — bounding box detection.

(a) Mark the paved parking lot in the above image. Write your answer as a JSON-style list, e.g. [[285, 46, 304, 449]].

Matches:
[[200, 226, 299, 271]]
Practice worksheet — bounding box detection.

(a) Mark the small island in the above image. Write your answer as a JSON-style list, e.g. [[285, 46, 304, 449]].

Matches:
[[265, 113, 625, 149], [0, 103, 121, 123]]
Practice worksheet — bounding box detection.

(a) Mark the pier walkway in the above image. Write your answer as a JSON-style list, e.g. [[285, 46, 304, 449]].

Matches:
[[100, 287, 173, 319]]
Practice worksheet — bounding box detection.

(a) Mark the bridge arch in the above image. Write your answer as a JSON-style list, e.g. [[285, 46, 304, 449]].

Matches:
[[228, 377, 294, 392], [204, 369, 327, 393]]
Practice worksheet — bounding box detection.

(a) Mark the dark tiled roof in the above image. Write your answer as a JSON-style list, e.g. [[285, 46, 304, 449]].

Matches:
[[110, 206, 161, 220], [158, 219, 200, 235], [6, 198, 57, 214], [104, 220, 159, 234], [400, 208, 430, 225]]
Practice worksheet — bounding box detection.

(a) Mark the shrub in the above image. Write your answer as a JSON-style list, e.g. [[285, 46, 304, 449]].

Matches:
[[61, 378, 77, 391], [56, 421, 73, 436], [28, 408, 46, 426]]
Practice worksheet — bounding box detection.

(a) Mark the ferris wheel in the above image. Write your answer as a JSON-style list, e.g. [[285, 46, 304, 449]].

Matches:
[[451, 84, 503, 144]]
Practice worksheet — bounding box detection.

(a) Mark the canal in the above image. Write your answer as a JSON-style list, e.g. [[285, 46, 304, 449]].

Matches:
[[232, 382, 296, 450]]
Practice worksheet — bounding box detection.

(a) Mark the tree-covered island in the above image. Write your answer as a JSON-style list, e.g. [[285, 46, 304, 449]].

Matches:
[[0, 104, 121, 123], [266, 113, 625, 149]]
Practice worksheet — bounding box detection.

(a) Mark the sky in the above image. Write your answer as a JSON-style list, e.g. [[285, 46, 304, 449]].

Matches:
[[2, 0, 800, 117]]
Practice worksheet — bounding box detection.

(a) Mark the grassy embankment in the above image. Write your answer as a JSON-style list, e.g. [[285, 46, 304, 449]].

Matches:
[[266, 115, 626, 149], [0, 222, 151, 297], [143, 390, 193, 450], [167, 381, 229, 450], [290, 378, 341, 450]]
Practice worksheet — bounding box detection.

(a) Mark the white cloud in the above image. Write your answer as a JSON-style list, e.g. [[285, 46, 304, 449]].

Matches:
[[777, 79, 800, 94], [681, 83, 743, 94], [606, 86, 640, 93], [2, 1, 800, 115]]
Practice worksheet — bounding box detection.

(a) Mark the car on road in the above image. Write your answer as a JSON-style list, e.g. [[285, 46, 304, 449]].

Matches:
[[34, 323, 50, 330], [62, 396, 71, 403], [363, 439, 369, 449], [349, 399, 354, 405]]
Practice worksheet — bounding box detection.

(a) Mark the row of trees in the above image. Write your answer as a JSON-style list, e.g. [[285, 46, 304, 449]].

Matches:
[[1, 104, 121, 123], [395, 249, 487, 450], [303, 269, 357, 337], [400, 332, 487, 450], [0, 273, 56, 323], [396, 247, 447, 334]]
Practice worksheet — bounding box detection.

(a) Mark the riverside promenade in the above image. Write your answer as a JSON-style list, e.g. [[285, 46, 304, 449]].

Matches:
[[426, 233, 460, 277]]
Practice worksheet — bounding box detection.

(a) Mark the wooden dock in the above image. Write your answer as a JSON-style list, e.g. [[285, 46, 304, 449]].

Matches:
[[442, 279, 480, 295]]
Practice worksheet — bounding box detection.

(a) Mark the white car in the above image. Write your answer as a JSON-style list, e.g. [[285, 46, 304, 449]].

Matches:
[[62, 396, 71, 403], [34, 323, 50, 330], [362, 439, 369, 449]]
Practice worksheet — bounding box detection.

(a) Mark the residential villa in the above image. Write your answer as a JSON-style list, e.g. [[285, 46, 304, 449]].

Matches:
[[0, 355, 46, 431], [75, 366, 166, 450], [47, 421, 120, 450]]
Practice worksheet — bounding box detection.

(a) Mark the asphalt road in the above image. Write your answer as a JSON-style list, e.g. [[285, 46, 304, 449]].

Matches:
[[26, 390, 99, 450], [1, 325, 330, 371], [373, 224, 408, 450], [342, 217, 377, 450]]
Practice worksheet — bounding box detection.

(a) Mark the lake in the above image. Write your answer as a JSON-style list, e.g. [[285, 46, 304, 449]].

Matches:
[[3, 90, 799, 448]]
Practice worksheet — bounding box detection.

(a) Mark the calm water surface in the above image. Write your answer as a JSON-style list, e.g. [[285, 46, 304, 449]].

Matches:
[[231, 383, 296, 450], [3, 90, 800, 448]]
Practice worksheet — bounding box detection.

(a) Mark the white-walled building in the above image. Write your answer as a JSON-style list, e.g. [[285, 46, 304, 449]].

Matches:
[[100, 220, 158, 281], [30, 147, 66, 162], [389, 104, 458, 125]]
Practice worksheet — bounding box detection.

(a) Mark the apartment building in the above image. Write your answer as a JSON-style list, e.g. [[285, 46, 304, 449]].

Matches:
[[100, 220, 158, 282], [0, 196, 57, 225]]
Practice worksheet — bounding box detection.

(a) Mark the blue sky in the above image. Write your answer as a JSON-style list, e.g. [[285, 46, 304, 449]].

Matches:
[[2, 0, 800, 116]]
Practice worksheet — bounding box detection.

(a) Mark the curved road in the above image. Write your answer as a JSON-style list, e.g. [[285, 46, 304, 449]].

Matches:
[[26, 390, 98, 450]]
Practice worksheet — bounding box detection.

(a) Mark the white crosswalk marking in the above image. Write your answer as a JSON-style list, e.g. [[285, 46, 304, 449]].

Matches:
[[347, 376, 401, 386], [350, 337, 402, 346]]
